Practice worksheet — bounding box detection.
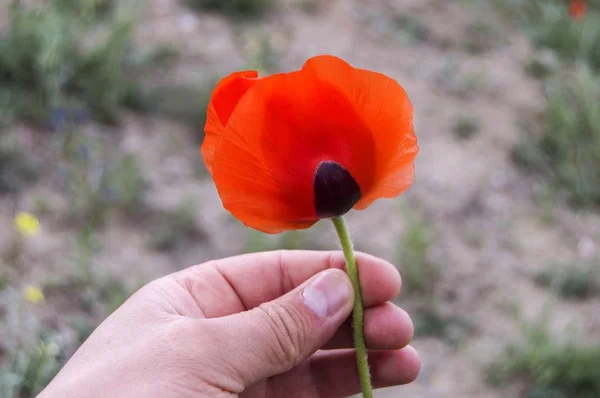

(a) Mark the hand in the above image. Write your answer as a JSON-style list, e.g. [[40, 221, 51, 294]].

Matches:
[[39, 251, 420, 397]]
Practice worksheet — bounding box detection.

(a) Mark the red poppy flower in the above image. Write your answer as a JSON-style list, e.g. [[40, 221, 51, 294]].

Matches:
[[569, 0, 587, 19], [202, 55, 418, 233]]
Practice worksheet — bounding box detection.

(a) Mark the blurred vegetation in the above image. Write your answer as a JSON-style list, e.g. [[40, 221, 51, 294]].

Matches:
[[0, 136, 39, 194], [399, 214, 438, 297], [519, 0, 600, 72], [0, 276, 135, 397], [413, 309, 475, 347], [513, 66, 600, 207], [188, 0, 274, 19], [391, 14, 431, 44], [493, 0, 600, 69], [495, 0, 600, 207], [463, 21, 501, 54], [245, 230, 305, 253], [0, 334, 63, 397], [0, 290, 62, 397], [487, 320, 600, 398], [295, 0, 321, 15], [59, 131, 147, 227], [534, 262, 600, 300], [149, 197, 205, 252], [149, 84, 212, 135], [453, 114, 480, 140], [0, 0, 154, 127]]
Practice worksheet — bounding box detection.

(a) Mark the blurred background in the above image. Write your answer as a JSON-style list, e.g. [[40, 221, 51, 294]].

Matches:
[[0, 0, 599, 397]]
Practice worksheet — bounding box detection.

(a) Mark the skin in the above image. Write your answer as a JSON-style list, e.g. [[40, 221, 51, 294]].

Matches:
[[39, 251, 420, 398]]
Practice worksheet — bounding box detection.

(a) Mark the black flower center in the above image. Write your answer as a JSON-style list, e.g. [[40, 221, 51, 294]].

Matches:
[[314, 161, 361, 218]]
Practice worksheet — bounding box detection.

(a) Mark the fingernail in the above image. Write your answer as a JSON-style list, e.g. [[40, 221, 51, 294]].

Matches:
[[302, 270, 352, 318]]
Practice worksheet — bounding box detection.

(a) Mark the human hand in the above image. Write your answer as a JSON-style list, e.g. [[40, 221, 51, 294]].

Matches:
[[39, 251, 420, 398]]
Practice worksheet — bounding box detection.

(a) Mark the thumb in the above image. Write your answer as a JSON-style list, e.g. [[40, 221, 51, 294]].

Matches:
[[213, 269, 354, 386]]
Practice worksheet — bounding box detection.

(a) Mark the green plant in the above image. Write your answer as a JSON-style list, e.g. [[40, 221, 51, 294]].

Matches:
[[150, 197, 205, 252], [413, 309, 474, 346], [0, 139, 39, 194], [453, 115, 480, 140], [97, 278, 131, 314], [534, 262, 600, 300], [245, 34, 282, 73], [513, 65, 600, 207], [188, 0, 274, 18], [149, 84, 213, 135], [61, 132, 147, 226], [244, 230, 308, 253], [110, 154, 147, 216], [244, 230, 278, 253], [53, 0, 114, 18], [525, 50, 560, 79], [487, 321, 600, 398], [279, 231, 303, 250], [0, 291, 64, 398], [399, 215, 438, 296], [463, 21, 499, 54], [72, 318, 96, 346], [74, 226, 99, 282], [391, 14, 430, 44], [0, 1, 147, 127], [296, 0, 320, 14], [493, 0, 600, 73], [0, 338, 63, 398]]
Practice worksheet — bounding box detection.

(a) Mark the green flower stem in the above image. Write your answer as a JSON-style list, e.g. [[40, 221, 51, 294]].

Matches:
[[332, 216, 373, 398]]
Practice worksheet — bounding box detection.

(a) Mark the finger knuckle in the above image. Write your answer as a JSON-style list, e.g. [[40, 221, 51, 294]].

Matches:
[[257, 302, 310, 369]]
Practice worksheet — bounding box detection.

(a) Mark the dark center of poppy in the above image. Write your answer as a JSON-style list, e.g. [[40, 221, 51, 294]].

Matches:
[[314, 161, 361, 218]]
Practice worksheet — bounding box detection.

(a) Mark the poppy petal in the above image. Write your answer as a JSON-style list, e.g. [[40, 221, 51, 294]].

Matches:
[[202, 71, 259, 175], [212, 68, 377, 233], [302, 55, 418, 209]]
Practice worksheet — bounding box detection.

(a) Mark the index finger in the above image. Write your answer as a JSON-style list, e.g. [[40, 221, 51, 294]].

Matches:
[[172, 250, 401, 319]]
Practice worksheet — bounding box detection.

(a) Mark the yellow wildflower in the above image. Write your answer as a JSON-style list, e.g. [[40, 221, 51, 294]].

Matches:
[[23, 285, 45, 304], [14, 212, 41, 237]]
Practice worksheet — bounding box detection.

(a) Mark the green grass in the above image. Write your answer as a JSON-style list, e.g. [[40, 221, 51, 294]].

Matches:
[[149, 84, 213, 137], [399, 215, 438, 296], [244, 230, 307, 253], [495, 0, 600, 208], [296, 0, 320, 14], [391, 14, 431, 44], [60, 131, 147, 226], [463, 21, 500, 54], [0, 291, 64, 398], [0, 1, 149, 127], [413, 309, 475, 346], [0, 136, 39, 194], [493, 0, 600, 74], [513, 65, 600, 207], [487, 321, 600, 398], [73, 226, 99, 282], [534, 262, 600, 300], [245, 34, 282, 73], [0, 278, 135, 397], [95, 277, 133, 314], [453, 115, 480, 140], [525, 50, 561, 79], [149, 197, 205, 252], [188, 0, 274, 19], [53, 0, 114, 17], [0, 336, 63, 398]]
